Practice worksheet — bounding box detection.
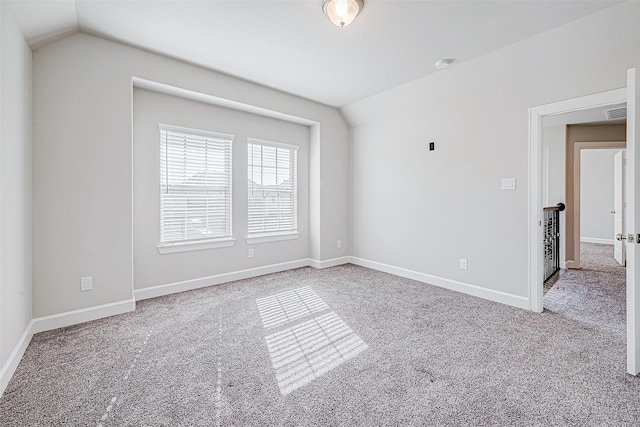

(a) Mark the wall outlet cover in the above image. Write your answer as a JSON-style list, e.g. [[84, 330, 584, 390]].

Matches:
[[81, 276, 93, 291]]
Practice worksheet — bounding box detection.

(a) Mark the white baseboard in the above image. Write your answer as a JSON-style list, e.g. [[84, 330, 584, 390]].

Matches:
[[0, 321, 34, 397], [560, 261, 568, 269], [580, 237, 614, 245], [308, 256, 351, 269], [31, 299, 136, 334], [135, 257, 352, 301], [135, 259, 308, 301], [137, 255, 529, 309], [349, 256, 530, 310], [1, 298, 135, 397]]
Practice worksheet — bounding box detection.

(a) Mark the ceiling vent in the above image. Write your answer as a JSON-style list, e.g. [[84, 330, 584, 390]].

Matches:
[[605, 107, 627, 120]]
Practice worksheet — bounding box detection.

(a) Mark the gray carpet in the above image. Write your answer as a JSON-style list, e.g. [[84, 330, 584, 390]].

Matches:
[[1, 261, 640, 425], [544, 242, 626, 338]]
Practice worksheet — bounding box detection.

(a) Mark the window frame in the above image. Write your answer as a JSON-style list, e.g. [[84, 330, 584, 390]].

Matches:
[[157, 124, 235, 254], [246, 137, 299, 245]]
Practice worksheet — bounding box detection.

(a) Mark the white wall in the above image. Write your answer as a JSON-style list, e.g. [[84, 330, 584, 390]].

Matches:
[[542, 124, 566, 265], [133, 88, 310, 291], [0, 4, 32, 374], [342, 2, 640, 303], [33, 33, 349, 317], [581, 148, 619, 244], [542, 125, 566, 208]]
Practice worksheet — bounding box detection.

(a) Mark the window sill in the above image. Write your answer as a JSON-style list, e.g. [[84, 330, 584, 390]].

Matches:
[[157, 238, 236, 254], [246, 232, 299, 245]]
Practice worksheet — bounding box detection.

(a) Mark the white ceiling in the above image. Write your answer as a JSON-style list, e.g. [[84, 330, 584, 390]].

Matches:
[[5, 0, 623, 107]]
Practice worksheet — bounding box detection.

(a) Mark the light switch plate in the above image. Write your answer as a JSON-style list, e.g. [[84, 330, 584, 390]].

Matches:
[[501, 178, 516, 190]]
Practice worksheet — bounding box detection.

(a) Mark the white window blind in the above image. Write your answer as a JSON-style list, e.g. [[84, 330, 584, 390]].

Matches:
[[248, 138, 298, 236], [160, 125, 233, 244]]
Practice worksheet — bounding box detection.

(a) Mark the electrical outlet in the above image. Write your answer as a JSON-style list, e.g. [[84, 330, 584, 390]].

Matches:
[[248, 248, 254, 258], [459, 259, 468, 270], [81, 276, 93, 291], [337, 240, 342, 249]]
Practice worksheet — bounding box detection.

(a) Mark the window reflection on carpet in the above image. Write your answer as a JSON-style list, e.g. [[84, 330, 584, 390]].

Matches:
[[256, 286, 329, 329], [257, 287, 368, 395], [265, 312, 368, 395]]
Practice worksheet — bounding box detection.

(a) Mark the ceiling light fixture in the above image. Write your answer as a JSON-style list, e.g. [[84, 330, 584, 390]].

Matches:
[[435, 58, 454, 69], [322, 0, 364, 28]]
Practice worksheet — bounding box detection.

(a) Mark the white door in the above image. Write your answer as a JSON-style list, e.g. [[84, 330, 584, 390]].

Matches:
[[614, 149, 626, 266], [627, 67, 640, 376]]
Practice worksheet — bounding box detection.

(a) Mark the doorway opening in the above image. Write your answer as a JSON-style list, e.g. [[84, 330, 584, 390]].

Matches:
[[540, 106, 627, 336], [563, 126, 626, 269], [528, 87, 627, 312]]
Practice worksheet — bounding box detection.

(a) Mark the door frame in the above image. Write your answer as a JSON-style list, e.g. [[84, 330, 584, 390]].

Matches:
[[570, 141, 626, 269], [528, 87, 627, 313]]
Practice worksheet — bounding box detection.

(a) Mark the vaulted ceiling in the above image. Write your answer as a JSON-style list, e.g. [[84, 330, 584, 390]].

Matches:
[[5, 0, 623, 107]]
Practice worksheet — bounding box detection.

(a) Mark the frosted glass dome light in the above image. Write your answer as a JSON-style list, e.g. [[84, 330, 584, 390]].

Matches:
[[322, 0, 364, 28]]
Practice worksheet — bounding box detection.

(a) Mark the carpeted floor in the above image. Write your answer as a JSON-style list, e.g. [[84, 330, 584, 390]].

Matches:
[[1, 257, 639, 425], [544, 242, 626, 337]]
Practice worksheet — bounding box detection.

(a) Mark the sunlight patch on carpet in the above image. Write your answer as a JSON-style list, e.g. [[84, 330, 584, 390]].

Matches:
[[257, 287, 368, 395], [256, 286, 329, 329], [265, 312, 368, 395]]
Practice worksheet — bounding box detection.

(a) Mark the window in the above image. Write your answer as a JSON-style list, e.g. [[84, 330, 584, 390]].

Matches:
[[159, 125, 233, 250], [247, 138, 298, 240]]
